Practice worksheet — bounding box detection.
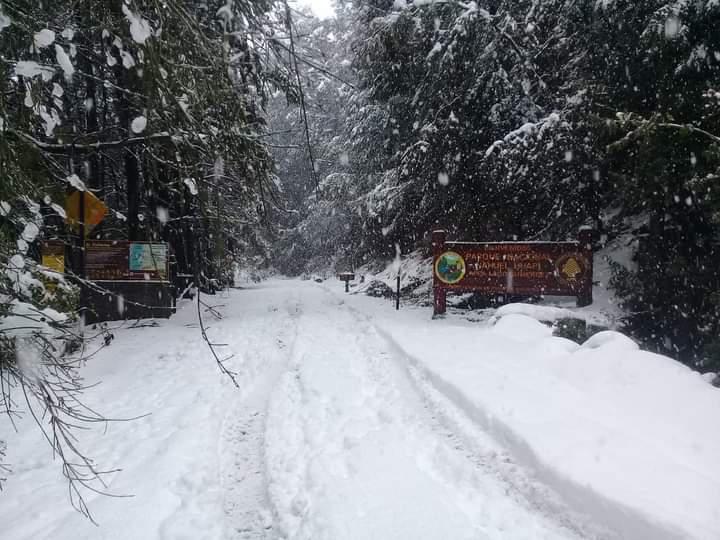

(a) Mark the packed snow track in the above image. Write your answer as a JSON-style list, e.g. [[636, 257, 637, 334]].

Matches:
[[1, 280, 715, 540]]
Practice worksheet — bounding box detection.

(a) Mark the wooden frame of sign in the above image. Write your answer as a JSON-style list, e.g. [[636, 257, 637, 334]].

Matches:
[[432, 229, 594, 316]]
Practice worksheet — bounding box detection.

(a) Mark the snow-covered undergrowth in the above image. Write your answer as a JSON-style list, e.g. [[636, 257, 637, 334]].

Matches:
[[337, 287, 720, 540], [351, 250, 432, 300]]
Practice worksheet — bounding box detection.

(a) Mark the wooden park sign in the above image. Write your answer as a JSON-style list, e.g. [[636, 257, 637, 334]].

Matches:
[[432, 229, 593, 315], [337, 272, 355, 293], [85, 240, 169, 281], [81, 240, 173, 324]]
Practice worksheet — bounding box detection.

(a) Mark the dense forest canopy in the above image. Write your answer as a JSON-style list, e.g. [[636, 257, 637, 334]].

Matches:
[[269, 0, 720, 371]]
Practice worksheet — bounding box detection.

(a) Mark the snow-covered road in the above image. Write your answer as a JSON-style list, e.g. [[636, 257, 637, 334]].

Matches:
[[1, 279, 718, 539], [264, 284, 604, 540]]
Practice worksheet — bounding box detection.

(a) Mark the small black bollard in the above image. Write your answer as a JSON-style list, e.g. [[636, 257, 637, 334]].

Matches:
[[396, 275, 400, 310]]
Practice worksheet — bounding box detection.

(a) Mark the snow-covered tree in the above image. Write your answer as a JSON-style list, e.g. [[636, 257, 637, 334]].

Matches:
[[0, 0, 291, 517], [285, 0, 720, 369]]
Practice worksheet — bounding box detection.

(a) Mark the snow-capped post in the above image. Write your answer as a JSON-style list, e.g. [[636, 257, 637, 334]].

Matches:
[[432, 229, 594, 316], [432, 230, 447, 316]]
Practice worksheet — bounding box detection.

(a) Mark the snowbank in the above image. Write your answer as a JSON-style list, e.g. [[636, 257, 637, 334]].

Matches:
[[494, 303, 586, 323], [340, 290, 720, 540]]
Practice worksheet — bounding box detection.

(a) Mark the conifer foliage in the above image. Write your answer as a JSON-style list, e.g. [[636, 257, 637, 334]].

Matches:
[[274, 0, 720, 370], [344, 0, 720, 368], [0, 0, 289, 516]]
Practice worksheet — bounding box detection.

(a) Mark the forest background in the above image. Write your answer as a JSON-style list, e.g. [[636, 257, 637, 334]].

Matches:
[[1, 2, 719, 491]]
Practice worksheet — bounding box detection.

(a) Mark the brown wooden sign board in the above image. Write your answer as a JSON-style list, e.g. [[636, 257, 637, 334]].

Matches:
[[432, 230, 593, 315], [85, 240, 169, 282]]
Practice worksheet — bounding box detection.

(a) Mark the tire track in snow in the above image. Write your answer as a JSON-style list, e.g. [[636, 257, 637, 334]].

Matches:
[[402, 362, 618, 540], [264, 284, 588, 540], [219, 292, 303, 539], [341, 303, 614, 540], [338, 294, 681, 540]]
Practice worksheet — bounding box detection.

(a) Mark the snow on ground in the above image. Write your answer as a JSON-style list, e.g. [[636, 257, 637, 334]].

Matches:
[[0, 287, 299, 540], [264, 288, 598, 540], [2, 279, 718, 539], [335, 285, 720, 540]]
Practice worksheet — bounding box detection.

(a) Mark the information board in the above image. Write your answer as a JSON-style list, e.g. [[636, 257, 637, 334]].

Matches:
[[432, 230, 593, 315], [85, 240, 169, 281], [129, 243, 168, 278]]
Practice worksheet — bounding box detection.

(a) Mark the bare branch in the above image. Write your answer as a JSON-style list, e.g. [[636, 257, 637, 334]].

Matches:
[[8, 129, 177, 154]]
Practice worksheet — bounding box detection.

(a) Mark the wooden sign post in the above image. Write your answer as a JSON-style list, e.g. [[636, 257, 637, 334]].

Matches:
[[432, 229, 594, 316], [432, 230, 448, 315], [337, 272, 355, 293]]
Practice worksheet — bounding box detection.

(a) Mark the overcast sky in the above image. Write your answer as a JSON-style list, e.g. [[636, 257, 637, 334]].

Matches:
[[297, 0, 335, 19]]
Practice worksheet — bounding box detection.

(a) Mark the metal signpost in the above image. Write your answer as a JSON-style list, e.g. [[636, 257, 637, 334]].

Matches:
[[396, 274, 400, 311]]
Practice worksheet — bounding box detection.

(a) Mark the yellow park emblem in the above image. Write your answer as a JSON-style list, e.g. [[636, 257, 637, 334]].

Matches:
[[561, 257, 582, 280], [555, 253, 588, 285], [435, 251, 466, 285]]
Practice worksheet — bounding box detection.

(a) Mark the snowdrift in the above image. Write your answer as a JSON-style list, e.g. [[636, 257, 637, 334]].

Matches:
[[348, 295, 720, 540]]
